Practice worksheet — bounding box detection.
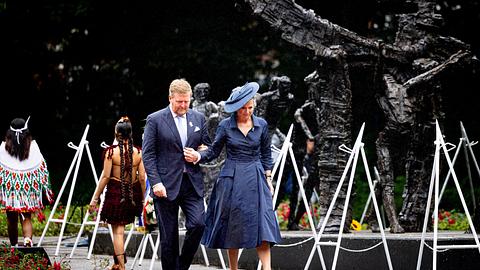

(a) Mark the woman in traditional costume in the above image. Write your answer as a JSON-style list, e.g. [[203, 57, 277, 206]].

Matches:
[[0, 117, 53, 247], [89, 116, 146, 270]]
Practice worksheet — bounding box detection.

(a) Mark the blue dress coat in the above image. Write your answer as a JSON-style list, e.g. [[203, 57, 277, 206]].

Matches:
[[200, 114, 282, 249]]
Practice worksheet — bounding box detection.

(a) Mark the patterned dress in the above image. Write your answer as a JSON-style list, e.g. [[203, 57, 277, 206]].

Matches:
[[0, 140, 53, 212]]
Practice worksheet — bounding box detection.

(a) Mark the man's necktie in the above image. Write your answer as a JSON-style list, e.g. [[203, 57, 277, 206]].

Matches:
[[176, 115, 187, 147]]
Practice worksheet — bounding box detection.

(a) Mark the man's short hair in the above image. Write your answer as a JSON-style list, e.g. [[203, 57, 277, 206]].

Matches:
[[169, 79, 192, 96]]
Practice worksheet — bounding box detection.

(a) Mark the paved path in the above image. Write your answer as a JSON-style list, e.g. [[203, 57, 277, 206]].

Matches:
[[1, 236, 228, 269]]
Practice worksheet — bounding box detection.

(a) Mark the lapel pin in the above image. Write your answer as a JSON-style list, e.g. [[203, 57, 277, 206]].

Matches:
[[189, 121, 193, 127]]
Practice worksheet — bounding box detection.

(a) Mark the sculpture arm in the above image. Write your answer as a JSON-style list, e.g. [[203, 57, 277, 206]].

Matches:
[[294, 106, 315, 140]]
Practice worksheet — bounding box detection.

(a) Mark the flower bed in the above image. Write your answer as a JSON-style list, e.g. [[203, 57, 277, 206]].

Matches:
[[437, 209, 470, 230], [0, 242, 70, 270]]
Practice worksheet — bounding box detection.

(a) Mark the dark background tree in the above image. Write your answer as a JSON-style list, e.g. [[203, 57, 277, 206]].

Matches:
[[1, 0, 479, 214]]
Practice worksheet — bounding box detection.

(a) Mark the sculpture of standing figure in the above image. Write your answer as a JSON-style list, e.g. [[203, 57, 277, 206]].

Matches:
[[191, 82, 220, 204], [243, 0, 476, 232], [255, 76, 300, 229], [300, 51, 353, 233], [365, 74, 411, 233], [255, 76, 294, 147], [192, 83, 218, 119], [289, 79, 322, 230]]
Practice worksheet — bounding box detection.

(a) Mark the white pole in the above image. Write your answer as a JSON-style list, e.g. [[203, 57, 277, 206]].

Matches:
[[331, 141, 361, 270], [130, 234, 147, 269], [88, 184, 114, 259], [304, 123, 365, 270], [55, 138, 86, 255], [437, 123, 480, 254], [54, 125, 90, 255], [438, 138, 462, 203], [148, 233, 161, 270], [461, 121, 480, 180], [415, 155, 438, 270], [360, 146, 393, 270], [69, 141, 104, 257], [37, 140, 81, 247], [433, 126, 441, 270], [461, 122, 480, 210]]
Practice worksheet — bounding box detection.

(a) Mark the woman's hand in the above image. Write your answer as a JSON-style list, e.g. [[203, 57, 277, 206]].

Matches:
[[89, 198, 99, 212], [197, 144, 208, 151], [266, 176, 274, 196]]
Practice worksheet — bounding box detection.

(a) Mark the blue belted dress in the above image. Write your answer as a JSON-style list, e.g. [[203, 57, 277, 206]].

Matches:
[[200, 114, 281, 249]]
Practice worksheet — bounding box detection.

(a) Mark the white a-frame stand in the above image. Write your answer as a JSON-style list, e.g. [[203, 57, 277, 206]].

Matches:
[[131, 197, 226, 270], [70, 141, 115, 259], [252, 124, 324, 270], [416, 121, 480, 270], [70, 173, 114, 258], [37, 125, 102, 256], [438, 121, 479, 210], [359, 167, 386, 227], [304, 123, 393, 270]]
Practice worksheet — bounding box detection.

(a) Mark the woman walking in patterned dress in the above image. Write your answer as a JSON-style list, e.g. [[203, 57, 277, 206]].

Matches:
[[0, 117, 53, 247]]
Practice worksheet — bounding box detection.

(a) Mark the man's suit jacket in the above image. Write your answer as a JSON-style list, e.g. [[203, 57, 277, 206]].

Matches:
[[142, 106, 211, 200]]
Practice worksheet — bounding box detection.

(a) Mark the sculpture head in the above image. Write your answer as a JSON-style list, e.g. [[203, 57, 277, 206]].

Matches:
[[270, 76, 291, 95], [193, 83, 210, 103]]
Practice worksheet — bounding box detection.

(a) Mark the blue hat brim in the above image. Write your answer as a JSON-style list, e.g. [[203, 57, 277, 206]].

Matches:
[[224, 82, 259, 113]]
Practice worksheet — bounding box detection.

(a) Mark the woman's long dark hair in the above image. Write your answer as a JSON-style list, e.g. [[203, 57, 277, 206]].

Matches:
[[5, 118, 32, 161], [115, 116, 135, 205]]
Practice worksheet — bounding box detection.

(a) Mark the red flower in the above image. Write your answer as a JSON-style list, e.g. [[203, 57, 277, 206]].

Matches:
[[53, 261, 61, 270], [37, 212, 46, 223], [438, 213, 444, 220], [448, 218, 456, 225], [444, 211, 451, 217]]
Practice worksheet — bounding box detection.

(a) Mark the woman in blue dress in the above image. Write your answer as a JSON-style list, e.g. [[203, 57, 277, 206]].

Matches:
[[184, 82, 282, 270]]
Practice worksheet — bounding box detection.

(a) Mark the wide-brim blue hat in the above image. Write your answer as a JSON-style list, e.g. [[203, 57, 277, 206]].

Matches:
[[224, 82, 260, 113]]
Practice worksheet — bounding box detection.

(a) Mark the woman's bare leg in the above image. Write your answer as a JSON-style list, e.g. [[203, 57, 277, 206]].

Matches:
[[227, 248, 239, 270], [6, 211, 19, 246], [21, 212, 33, 240], [112, 224, 126, 270], [256, 241, 271, 270]]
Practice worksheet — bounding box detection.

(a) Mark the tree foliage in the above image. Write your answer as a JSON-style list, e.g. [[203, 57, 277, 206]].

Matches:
[[0, 0, 479, 204]]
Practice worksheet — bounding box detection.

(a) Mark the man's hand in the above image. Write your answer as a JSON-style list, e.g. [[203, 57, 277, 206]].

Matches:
[[153, 183, 167, 198], [184, 147, 200, 163]]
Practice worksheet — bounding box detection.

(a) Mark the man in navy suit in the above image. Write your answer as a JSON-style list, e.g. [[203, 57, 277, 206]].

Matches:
[[142, 79, 211, 270]]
